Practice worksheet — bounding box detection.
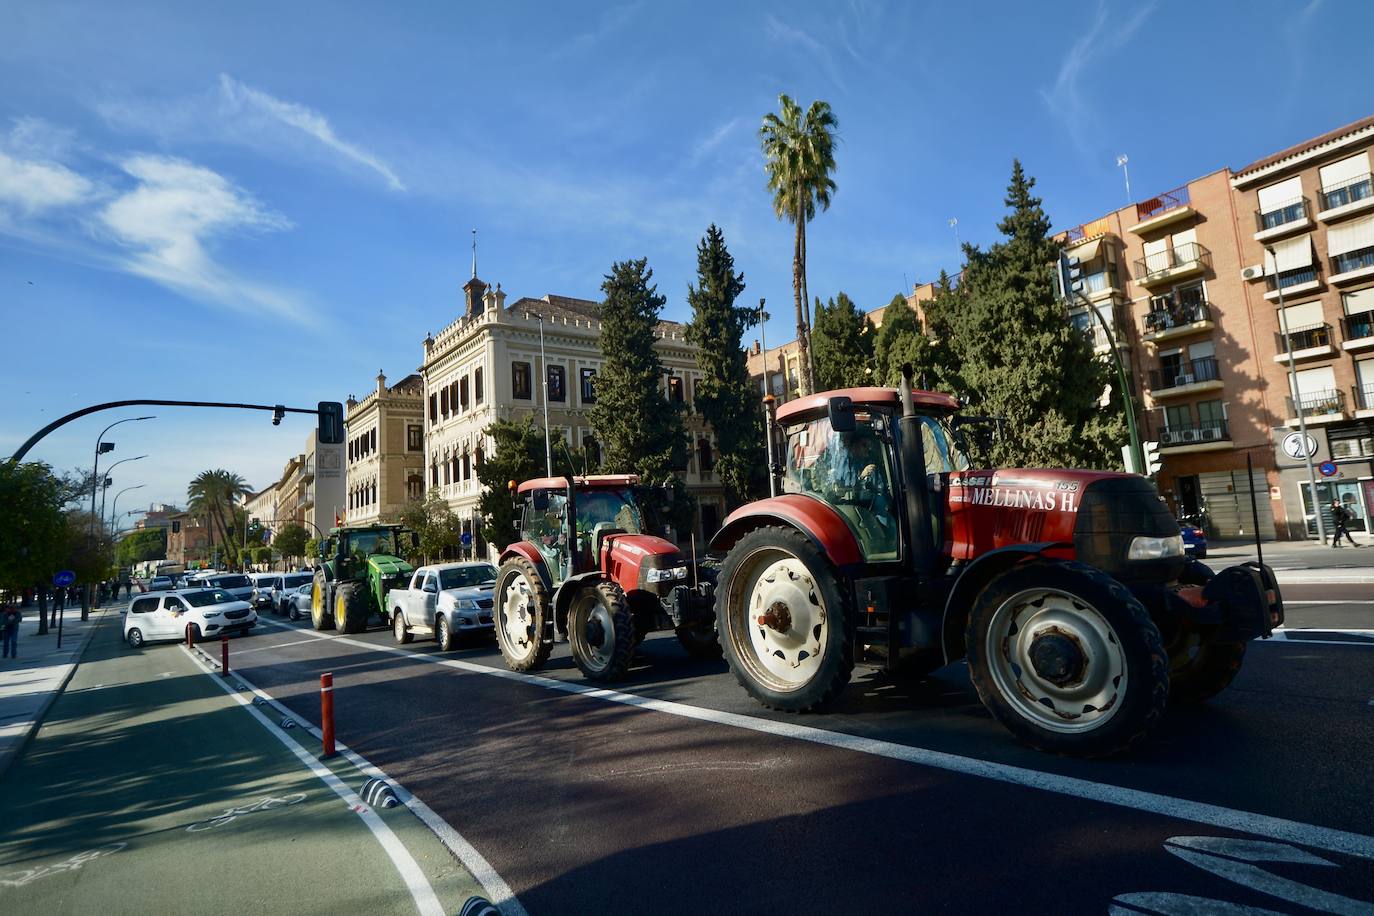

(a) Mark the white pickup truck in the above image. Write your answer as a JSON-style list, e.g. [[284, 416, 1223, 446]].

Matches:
[[387, 561, 497, 651]]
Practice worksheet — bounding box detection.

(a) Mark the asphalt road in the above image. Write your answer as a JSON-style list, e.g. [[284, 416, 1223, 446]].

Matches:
[[207, 581, 1374, 916]]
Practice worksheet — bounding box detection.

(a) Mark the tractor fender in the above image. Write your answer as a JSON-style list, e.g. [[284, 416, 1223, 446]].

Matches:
[[553, 571, 607, 633], [498, 542, 553, 592], [940, 542, 1071, 663], [709, 495, 862, 572]]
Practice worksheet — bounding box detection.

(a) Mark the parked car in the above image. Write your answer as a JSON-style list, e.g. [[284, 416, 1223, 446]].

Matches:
[[270, 571, 316, 615], [123, 588, 258, 647], [1180, 522, 1208, 558], [286, 582, 314, 621], [148, 576, 175, 592], [388, 562, 497, 650], [206, 574, 255, 602], [249, 573, 279, 609]]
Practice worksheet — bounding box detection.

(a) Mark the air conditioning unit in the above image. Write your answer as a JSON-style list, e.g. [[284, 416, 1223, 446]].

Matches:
[[1241, 264, 1266, 281], [1175, 373, 1197, 386], [1180, 429, 1201, 443], [1199, 427, 1222, 441]]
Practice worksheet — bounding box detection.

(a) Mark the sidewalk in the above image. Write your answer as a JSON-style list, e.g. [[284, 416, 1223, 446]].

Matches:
[[1204, 538, 1374, 582], [0, 600, 112, 782]]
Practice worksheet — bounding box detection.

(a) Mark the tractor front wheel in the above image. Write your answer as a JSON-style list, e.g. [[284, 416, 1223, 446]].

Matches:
[[310, 574, 334, 631], [965, 561, 1168, 757], [334, 582, 371, 634], [568, 582, 635, 681], [716, 526, 852, 712], [1166, 625, 1247, 703], [495, 557, 552, 672]]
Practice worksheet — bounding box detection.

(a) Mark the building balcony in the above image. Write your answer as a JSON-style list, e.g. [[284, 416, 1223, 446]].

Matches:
[[1273, 322, 1336, 362], [1159, 419, 1231, 452], [1341, 310, 1374, 351], [1142, 300, 1214, 343], [1063, 217, 1115, 244], [1355, 384, 1374, 418], [1285, 389, 1347, 426], [1254, 197, 1312, 242], [1329, 247, 1374, 286], [1074, 319, 1129, 353], [1317, 173, 1374, 222], [1263, 266, 1321, 301], [1148, 357, 1222, 399], [1134, 242, 1211, 288], [1129, 186, 1194, 234]]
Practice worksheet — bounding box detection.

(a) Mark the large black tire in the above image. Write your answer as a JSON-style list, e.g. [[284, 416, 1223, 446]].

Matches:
[[715, 525, 853, 712], [334, 582, 371, 634], [965, 561, 1169, 758], [494, 556, 552, 672], [1166, 625, 1247, 704], [674, 622, 723, 660], [568, 581, 636, 681], [310, 573, 334, 631]]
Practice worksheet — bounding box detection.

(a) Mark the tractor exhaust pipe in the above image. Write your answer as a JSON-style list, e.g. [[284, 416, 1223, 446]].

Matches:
[[897, 364, 937, 579]]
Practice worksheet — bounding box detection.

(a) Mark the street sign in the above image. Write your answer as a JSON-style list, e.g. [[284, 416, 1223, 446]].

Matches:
[[1282, 432, 1318, 460], [53, 569, 76, 587], [1319, 461, 1338, 477]]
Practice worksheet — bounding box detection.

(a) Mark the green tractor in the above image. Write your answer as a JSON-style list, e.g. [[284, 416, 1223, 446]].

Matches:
[[310, 524, 417, 634]]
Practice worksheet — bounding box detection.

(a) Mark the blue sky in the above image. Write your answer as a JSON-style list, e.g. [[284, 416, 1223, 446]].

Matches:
[[3, 0, 1371, 515]]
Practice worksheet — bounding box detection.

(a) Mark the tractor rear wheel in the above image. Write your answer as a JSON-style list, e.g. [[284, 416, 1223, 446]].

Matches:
[[965, 561, 1168, 757], [716, 526, 852, 712], [675, 622, 723, 660], [334, 582, 371, 634], [310, 573, 334, 631], [568, 582, 635, 681], [495, 556, 552, 672]]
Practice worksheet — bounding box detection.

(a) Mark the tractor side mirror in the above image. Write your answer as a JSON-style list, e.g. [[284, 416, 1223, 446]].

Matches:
[[827, 396, 856, 433]]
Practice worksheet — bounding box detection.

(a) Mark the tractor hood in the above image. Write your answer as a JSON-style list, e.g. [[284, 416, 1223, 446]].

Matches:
[[367, 555, 414, 578]]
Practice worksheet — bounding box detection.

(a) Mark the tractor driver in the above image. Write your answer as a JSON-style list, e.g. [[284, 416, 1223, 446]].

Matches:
[[826, 427, 897, 558]]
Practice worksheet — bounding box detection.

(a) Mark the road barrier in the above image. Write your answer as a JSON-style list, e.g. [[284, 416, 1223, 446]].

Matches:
[[320, 672, 337, 759], [186, 622, 195, 648], [221, 633, 230, 677]]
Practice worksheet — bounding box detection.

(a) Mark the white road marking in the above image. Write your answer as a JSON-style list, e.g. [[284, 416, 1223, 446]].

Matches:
[[253, 619, 1374, 863], [179, 645, 446, 916], [1163, 836, 1374, 914], [1263, 630, 1374, 648], [1283, 600, 1374, 605], [231, 636, 322, 655]]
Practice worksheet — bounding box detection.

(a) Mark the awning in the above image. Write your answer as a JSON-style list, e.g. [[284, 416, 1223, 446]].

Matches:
[[1069, 238, 1102, 261], [1327, 213, 1374, 258], [1264, 234, 1313, 273]]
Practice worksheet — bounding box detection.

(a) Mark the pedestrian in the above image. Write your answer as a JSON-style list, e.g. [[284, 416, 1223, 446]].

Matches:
[[2, 602, 20, 660], [1330, 500, 1360, 548]]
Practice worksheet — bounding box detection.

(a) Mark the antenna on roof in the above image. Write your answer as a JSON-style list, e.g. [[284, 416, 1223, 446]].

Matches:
[[471, 228, 477, 279]]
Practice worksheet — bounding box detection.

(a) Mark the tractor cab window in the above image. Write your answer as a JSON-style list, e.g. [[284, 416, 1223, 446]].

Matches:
[[522, 491, 571, 583], [344, 530, 398, 561], [576, 488, 643, 536], [782, 411, 899, 562], [915, 415, 969, 475]]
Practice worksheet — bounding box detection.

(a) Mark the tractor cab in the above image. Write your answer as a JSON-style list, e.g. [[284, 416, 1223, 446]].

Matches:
[[512, 474, 647, 587]]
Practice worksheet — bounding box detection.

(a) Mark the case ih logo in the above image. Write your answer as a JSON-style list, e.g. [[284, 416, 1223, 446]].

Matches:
[[954, 474, 1080, 514]]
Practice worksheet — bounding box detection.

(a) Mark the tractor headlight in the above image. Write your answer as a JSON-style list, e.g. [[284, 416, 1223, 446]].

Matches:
[[646, 566, 688, 583], [1127, 534, 1185, 561]]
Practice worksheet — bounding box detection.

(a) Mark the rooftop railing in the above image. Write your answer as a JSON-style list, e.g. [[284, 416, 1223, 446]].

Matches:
[[1135, 186, 1191, 222]]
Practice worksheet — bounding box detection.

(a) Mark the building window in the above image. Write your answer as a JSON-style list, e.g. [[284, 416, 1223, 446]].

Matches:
[[475, 367, 484, 404], [450, 454, 459, 484], [430, 461, 438, 487], [450, 381, 459, 414], [580, 368, 597, 404], [513, 361, 532, 399], [698, 437, 715, 472], [460, 376, 470, 410], [348, 441, 354, 462], [462, 451, 471, 481], [407, 425, 422, 451], [429, 393, 437, 424], [668, 375, 684, 402], [441, 387, 449, 417], [548, 364, 566, 402], [443, 457, 451, 485], [583, 435, 601, 469], [407, 475, 422, 500], [475, 444, 485, 467], [369, 428, 376, 452]]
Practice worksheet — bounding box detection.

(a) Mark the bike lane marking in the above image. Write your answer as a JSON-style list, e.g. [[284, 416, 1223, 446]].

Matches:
[[178, 644, 446, 916], [256, 617, 1374, 863]]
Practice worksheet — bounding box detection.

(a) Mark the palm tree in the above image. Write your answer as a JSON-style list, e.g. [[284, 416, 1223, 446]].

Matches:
[[187, 470, 251, 569], [760, 94, 839, 398]]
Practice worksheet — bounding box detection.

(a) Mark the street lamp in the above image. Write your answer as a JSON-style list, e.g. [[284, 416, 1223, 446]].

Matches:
[[100, 455, 147, 528], [533, 312, 553, 477], [1267, 245, 1326, 544], [90, 416, 154, 538], [109, 484, 145, 537]]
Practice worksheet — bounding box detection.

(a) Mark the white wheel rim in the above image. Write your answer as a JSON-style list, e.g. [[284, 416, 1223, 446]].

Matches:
[[437, 618, 447, 646], [395, 614, 405, 640], [500, 573, 538, 661], [571, 593, 615, 673], [730, 549, 828, 693], [985, 587, 1127, 734]]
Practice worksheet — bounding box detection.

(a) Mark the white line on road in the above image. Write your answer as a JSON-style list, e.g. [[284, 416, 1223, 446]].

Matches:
[[1283, 600, 1374, 605], [178, 645, 447, 916], [230, 636, 325, 655], [253, 619, 1374, 863]]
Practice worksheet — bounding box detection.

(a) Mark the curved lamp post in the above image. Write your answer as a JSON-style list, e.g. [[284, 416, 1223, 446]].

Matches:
[[90, 416, 154, 537], [100, 455, 147, 529]]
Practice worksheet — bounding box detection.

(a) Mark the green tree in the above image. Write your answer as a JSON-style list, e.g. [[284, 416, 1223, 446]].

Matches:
[[116, 527, 167, 567], [872, 292, 924, 385], [760, 94, 839, 398], [399, 490, 461, 564], [273, 523, 309, 561], [586, 258, 688, 484], [187, 470, 252, 569], [949, 161, 1124, 468], [304, 537, 320, 561], [810, 291, 874, 390], [252, 546, 273, 566], [685, 224, 766, 509], [476, 417, 556, 550], [0, 462, 69, 603]]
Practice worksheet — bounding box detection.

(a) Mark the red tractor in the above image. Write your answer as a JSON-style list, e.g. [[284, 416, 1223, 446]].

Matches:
[[494, 474, 718, 681], [711, 373, 1283, 757]]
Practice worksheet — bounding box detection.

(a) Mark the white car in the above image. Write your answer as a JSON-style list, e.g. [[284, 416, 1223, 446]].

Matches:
[[148, 576, 175, 592], [286, 582, 315, 621], [389, 562, 496, 651], [124, 588, 259, 647], [249, 573, 279, 609], [270, 572, 316, 615], [206, 574, 255, 602]]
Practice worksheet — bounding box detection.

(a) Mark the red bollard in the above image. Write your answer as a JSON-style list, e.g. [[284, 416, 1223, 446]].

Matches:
[[221, 633, 230, 677], [186, 623, 195, 648], [320, 673, 337, 759]]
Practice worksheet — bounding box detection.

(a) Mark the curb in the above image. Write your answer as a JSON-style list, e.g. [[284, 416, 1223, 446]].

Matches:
[[0, 607, 110, 784]]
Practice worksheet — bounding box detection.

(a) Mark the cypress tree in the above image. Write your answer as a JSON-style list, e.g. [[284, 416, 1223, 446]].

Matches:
[[810, 291, 874, 390], [686, 225, 765, 509]]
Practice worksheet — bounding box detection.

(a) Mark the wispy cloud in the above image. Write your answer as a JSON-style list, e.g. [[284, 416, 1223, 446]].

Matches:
[[764, 13, 849, 93], [687, 117, 745, 168], [216, 75, 405, 191], [1040, 1, 1157, 154], [0, 119, 97, 214], [552, 3, 643, 60]]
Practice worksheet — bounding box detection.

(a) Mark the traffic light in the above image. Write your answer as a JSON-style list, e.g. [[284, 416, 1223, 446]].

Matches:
[[318, 401, 345, 445], [1057, 252, 1084, 301], [1143, 440, 1162, 476]]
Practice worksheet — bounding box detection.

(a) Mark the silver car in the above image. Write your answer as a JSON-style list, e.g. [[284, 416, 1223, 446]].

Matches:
[[206, 574, 255, 602], [388, 562, 496, 651], [286, 582, 315, 622]]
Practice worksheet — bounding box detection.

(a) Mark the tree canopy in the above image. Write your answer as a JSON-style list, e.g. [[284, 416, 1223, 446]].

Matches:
[[811, 291, 874, 390], [116, 526, 166, 567], [399, 489, 461, 564], [272, 523, 309, 561]]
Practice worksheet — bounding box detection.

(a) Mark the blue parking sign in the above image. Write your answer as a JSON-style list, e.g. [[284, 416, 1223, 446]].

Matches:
[[53, 569, 76, 587], [1319, 461, 1338, 477]]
